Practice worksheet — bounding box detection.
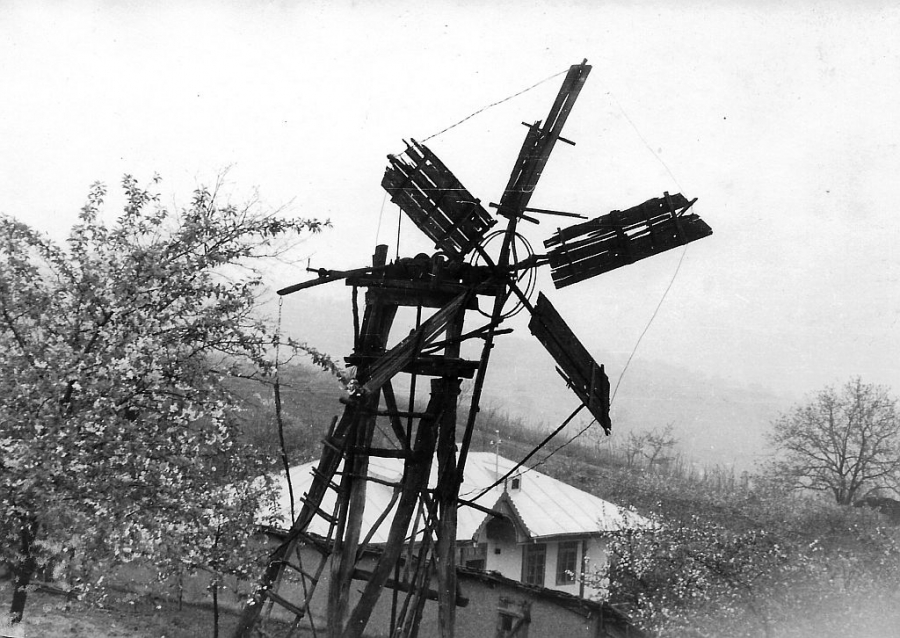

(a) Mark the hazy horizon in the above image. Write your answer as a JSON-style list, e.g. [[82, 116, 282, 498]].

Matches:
[[3, 2, 898, 419]]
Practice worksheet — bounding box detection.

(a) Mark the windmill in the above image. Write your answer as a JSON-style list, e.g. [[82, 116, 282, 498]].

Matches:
[[232, 60, 712, 638]]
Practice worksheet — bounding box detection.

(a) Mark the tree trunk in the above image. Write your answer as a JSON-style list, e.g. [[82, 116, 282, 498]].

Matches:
[[9, 519, 39, 624], [212, 577, 220, 638]]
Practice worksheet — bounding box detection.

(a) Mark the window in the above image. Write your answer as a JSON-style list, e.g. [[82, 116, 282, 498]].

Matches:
[[556, 541, 579, 585], [510, 476, 521, 490], [521, 543, 546, 586]]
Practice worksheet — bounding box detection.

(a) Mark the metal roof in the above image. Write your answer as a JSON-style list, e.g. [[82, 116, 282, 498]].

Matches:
[[267, 452, 646, 544]]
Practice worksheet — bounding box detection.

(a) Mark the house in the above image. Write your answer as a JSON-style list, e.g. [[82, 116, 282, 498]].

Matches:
[[270, 451, 647, 600], [108, 451, 648, 637], [152, 534, 647, 638]]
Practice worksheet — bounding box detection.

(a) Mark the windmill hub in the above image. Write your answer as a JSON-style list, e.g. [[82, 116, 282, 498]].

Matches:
[[381, 253, 500, 289]]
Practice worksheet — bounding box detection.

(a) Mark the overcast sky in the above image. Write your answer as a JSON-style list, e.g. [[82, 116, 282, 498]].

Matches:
[[2, 1, 898, 401]]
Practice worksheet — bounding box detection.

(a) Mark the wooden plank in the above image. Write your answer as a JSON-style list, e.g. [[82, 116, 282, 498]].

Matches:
[[360, 291, 469, 395], [557, 209, 681, 248], [388, 178, 465, 255], [383, 158, 449, 236], [298, 495, 337, 525], [497, 122, 543, 218], [548, 214, 711, 285], [549, 214, 712, 288], [328, 297, 398, 637], [527, 292, 611, 432], [382, 142, 495, 258], [379, 381, 412, 453], [344, 353, 480, 380], [350, 568, 469, 607], [543, 192, 693, 249], [382, 165, 453, 251], [409, 144, 483, 251], [281, 559, 320, 585], [498, 62, 591, 218], [544, 62, 592, 137], [268, 590, 307, 618]]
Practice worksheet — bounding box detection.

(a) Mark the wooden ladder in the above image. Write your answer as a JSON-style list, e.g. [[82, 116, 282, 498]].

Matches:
[[232, 410, 360, 637]]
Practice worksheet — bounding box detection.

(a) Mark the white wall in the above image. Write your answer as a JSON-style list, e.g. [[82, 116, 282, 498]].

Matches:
[[479, 533, 610, 599], [484, 534, 522, 579], [581, 537, 609, 599]]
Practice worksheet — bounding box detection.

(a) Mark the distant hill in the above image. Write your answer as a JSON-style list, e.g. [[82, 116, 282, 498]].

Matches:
[[276, 292, 792, 471], [484, 333, 789, 471]]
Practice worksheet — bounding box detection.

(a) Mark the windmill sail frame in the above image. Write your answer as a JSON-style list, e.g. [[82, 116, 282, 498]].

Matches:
[[527, 292, 611, 433], [382, 140, 495, 258], [545, 192, 713, 288]]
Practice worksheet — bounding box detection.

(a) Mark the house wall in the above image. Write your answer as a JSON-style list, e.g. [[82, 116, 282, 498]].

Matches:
[[403, 575, 604, 638], [109, 540, 637, 638], [481, 533, 610, 598], [363, 569, 644, 638], [582, 538, 608, 597], [544, 539, 578, 596], [485, 534, 523, 579]]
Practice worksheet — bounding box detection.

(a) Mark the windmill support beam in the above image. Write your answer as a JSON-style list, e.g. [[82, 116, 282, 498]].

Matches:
[[434, 308, 466, 638], [341, 379, 447, 638], [328, 289, 399, 636]]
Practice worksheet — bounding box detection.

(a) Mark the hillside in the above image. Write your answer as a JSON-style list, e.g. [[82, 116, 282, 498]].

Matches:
[[485, 333, 789, 470], [277, 293, 792, 471]]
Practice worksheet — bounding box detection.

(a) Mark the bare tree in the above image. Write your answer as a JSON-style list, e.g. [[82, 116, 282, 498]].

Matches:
[[621, 430, 649, 469], [644, 422, 678, 470], [766, 378, 900, 505], [615, 424, 678, 471]]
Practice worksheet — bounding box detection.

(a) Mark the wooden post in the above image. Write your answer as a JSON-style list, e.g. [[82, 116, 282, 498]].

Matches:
[[434, 306, 466, 638], [327, 251, 398, 636], [341, 380, 446, 638]]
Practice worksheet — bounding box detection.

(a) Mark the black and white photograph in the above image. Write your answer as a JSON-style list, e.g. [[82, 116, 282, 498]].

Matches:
[[1, 2, 898, 637]]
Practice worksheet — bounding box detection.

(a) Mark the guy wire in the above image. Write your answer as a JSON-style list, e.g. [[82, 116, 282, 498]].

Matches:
[[386, 66, 568, 257], [374, 190, 387, 248], [274, 296, 295, 522], [420, 67, 569, 144]]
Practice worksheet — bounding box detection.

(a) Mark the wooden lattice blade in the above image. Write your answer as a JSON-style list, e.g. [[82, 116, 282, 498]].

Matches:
[[544, 192, 713, 288], [382, 140, 495, 258], [527, 292, 611, 433]]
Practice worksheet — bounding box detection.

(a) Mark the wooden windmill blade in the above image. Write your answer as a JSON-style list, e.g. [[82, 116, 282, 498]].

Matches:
[[497, 61, 591, 220], [526, 292, 611, 433], [544, 192, 713, 288], [382, 140, 496, 258]]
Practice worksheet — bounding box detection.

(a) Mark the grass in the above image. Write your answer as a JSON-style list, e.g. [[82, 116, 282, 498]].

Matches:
[[0, 587, 245, 638]]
